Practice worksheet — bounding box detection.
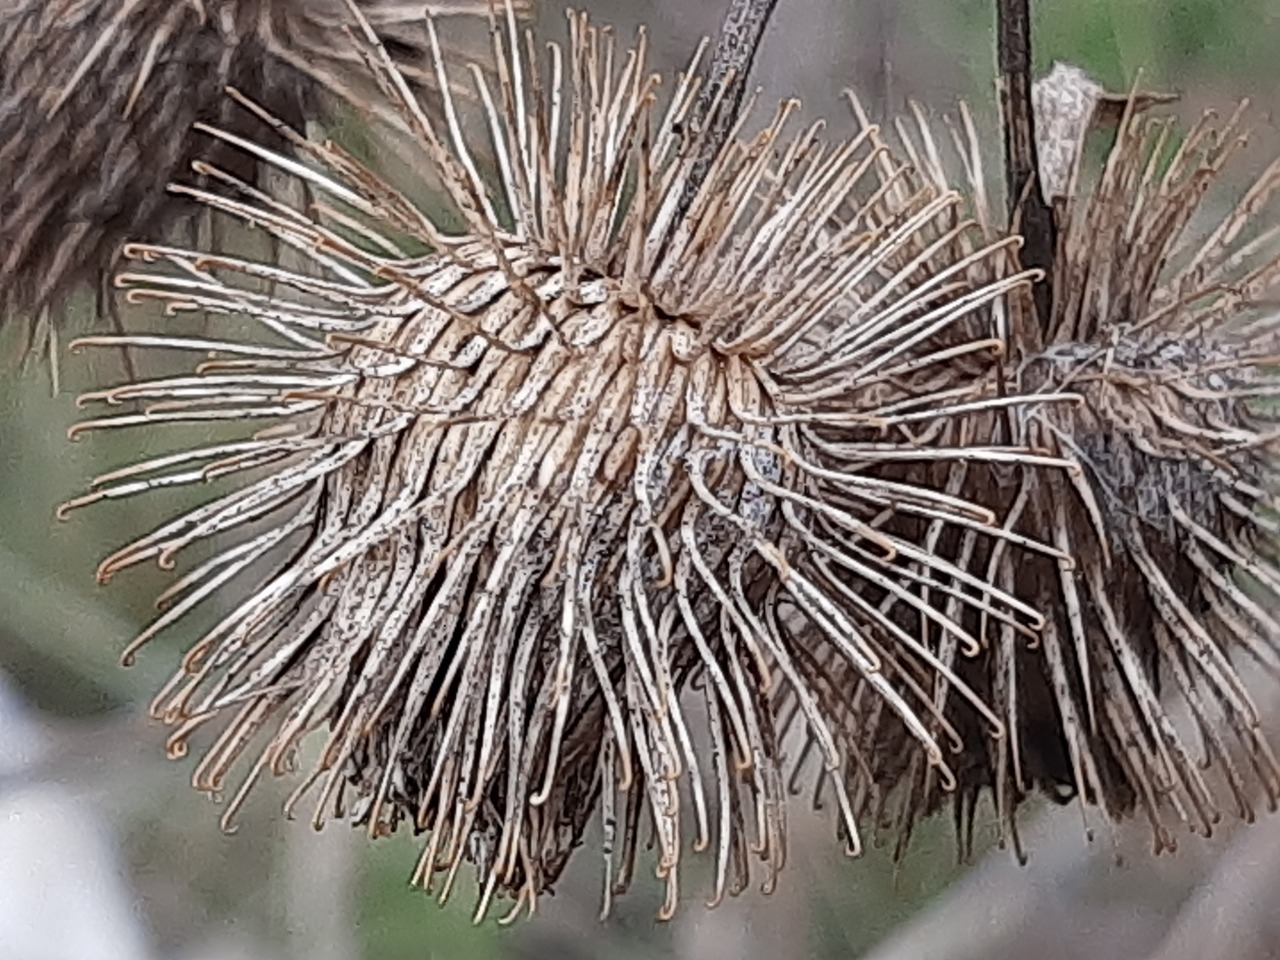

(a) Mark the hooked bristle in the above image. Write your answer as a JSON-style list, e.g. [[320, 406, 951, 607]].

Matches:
[[0, 0, 524, 336], [839, 69, 1280, 858], [62, 4, 1060, 918]]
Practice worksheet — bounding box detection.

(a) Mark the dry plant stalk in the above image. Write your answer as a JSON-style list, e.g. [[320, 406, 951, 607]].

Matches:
[[62, 2, 1065, 919], [0, 0, 524, 332], [832, 67, 1280, 859]]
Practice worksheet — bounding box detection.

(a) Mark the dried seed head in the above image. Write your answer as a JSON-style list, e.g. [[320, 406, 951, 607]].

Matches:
[[0, 0, 521, 330], [844, 72, 1280, 857], [65, 5, 1049, 917]]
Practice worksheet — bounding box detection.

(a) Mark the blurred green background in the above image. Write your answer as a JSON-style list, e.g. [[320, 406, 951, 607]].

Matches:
[[2, 1, 1278, 958]]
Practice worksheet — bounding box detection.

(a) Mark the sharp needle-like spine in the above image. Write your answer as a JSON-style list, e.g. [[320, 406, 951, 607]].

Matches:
[[65, 0, 1063, 920]]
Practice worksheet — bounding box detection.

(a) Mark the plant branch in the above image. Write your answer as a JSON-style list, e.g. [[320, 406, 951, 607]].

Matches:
[[996, 0, 1055, 330], [672, 0, 780, 228]]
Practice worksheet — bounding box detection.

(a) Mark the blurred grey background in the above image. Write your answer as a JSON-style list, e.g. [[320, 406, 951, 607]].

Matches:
[[3, 1, 1280, 958]]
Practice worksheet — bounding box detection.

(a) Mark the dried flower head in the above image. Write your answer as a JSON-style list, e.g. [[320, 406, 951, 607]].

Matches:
[[839, 71, 1280, 857], [63, 4, 1056, 918], [0, 0, 522, 331]]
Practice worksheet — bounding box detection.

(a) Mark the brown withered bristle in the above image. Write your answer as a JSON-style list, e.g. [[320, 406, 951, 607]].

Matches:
[[824, 69, 1280, 860], [61, 4, 1058, 919], [0, 0, 525, 329]]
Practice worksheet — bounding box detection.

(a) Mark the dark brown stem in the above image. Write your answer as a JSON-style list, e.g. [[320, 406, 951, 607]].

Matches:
[[672, 0, 779, 228], [996, 0, 1055, 331], [855, 0, 895, 123]]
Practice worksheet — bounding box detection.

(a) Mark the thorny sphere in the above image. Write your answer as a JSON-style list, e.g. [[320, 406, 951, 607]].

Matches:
[[62, 5, 1059, 919], [0, 0, 522, 329], [820, 70, 1280, 859]]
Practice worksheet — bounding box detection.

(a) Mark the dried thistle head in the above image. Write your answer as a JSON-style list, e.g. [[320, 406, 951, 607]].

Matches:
[[63, 4, 1052, 918], [839, 69, 1280, 857], [0, 0, 523, 333]]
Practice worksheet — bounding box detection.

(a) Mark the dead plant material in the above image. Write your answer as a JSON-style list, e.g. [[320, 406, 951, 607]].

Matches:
[[830, 68, 1280, 860], [0, 0, 525, 332], [62, 4, 1057, 918]]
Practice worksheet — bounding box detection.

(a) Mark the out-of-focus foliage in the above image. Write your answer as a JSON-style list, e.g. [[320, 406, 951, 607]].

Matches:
[[911, 0, 1275, 92]]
